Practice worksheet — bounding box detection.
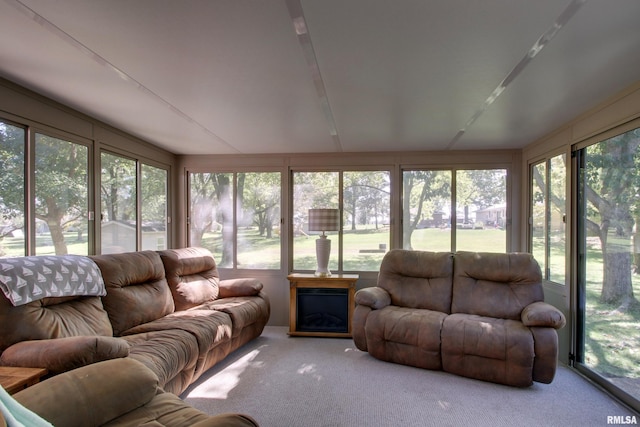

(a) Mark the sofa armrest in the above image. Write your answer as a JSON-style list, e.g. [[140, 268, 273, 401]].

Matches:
[[218, 278, 263, 298], [355, 287, 391, 310], [0, 336, 129, 375], [13, 358, 157, 427], [521, 301, 566, 329]]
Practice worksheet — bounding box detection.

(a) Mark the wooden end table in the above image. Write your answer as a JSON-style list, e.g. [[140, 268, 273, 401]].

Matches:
[[0, 366, 48, 395]]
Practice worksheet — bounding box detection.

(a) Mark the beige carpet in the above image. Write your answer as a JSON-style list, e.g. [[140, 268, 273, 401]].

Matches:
[[183, 326, 637, 427]]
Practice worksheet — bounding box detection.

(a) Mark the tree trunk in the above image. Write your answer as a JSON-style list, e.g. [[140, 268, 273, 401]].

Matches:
[[634, 212, 640, 274], [220, 198, 233, 268], [402, 178, 413, 249], [601, 248, 634, 306], [48, 219, 68, 255]]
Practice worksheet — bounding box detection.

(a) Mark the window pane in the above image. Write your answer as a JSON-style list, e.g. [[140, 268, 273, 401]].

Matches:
[[35, 134, 89, 255], [189, 172, 233, 267], [343, 171, 390, 271], [456, 169, 507, 252], [531, 161, 546, 269], [549, 154, 566, 284], [579, 128, 640, 403], [101, 152, 136, 254], [0, 122, 26, 257], [141, 164, 167, 251], [237, 172, 281, 269], [292, 172, 339, 272], [402, 170, 452, 251]]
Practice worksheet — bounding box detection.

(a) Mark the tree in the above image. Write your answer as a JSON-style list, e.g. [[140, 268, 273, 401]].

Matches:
[[456, 169, 506, 222], [584, 129, 640, 312], [343, 172, 390, 231], [100, 153, 136, 224], [240, 172, 280, 239], [33, 135, 88, 255], [0, 123, 25, 252], [402, 170, 451, 249], [189, 172, 233, 267], [141, 164, 167, 229]]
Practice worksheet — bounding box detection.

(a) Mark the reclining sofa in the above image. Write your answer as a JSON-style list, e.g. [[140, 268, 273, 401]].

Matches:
[[0, 247, 269, 424], [352, 250, 566, 387]]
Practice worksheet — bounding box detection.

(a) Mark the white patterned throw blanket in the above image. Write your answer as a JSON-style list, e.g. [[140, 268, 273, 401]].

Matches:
[[0, 255, 106, 306]]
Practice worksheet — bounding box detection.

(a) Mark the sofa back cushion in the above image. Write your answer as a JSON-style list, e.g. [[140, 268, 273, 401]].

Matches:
[[378, 250, 454, 313], [451, 251, 544, 320], [91, 251, 174, 336], [158, 247, 220, 311], [0, 294, 112, 352]]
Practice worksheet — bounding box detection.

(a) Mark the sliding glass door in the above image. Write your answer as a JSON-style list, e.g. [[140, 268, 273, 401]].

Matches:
[[576, 126, 640, 411]]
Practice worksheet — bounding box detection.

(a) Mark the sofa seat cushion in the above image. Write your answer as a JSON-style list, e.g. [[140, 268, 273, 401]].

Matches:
[[122, 309, 233, 378], [365, 306, 446, 370], [122, 329, 199, 395], [441, 313, 535, 387], [204, 295, 270, 336]]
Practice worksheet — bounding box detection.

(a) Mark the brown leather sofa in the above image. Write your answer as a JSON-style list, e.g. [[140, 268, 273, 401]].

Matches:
[[352, 250, 566, 387], [10, 358, 258, 427], [0, 247, 269, 410]]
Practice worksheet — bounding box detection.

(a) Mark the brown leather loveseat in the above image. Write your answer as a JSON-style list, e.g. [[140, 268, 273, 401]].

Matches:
[[352, 250, 566, 387]]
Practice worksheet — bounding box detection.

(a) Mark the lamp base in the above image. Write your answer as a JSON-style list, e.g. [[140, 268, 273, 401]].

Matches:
[[315, 235, 332, 277], [314, 271, 332, 278]]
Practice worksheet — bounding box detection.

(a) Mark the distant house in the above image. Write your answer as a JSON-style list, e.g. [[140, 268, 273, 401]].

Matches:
[[101, 220, 166, 254], [475, 204, 506, 228]]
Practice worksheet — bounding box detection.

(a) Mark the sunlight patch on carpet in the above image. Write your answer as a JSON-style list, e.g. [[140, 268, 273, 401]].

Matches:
[[188, 349, 261, 399]]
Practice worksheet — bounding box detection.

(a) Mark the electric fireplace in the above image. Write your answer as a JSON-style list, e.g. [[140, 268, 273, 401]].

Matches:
[[287, 273, 358, 338]]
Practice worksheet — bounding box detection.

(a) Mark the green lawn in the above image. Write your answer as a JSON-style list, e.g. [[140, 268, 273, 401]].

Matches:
[[583, 248, 640, 379]]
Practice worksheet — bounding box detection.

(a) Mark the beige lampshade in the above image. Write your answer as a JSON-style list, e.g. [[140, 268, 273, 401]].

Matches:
[[308, 208, 340, 232]]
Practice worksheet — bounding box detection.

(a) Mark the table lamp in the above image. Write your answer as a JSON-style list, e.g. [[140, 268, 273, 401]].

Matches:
[[308, 208, 340, 277]]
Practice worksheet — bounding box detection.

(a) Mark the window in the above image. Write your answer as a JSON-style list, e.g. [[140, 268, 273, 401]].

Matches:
[[455, 169, 507, 252], [530, 154, 566, 284], [292, 172, 339, 272], [342, 171, 391, 271], [100, 153, 169, 254], [0, 121, 26, 257], [292, 170, 391, 273], [576, 126, 640, 405], [402, 168, 507, 252], [141, 164, 168, 250], [189, 172, 282, 269], [34, 133, 89, 255], [237, 172, 281, 269], [101, 152, 137, 253], [402, 170, 452, 251]]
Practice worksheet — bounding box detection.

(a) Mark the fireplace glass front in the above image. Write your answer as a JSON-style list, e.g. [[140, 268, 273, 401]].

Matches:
[[296, 288, 349, 333]]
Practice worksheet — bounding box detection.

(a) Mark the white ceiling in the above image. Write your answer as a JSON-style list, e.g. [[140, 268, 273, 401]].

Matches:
[[1, 0, 639, 155]]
